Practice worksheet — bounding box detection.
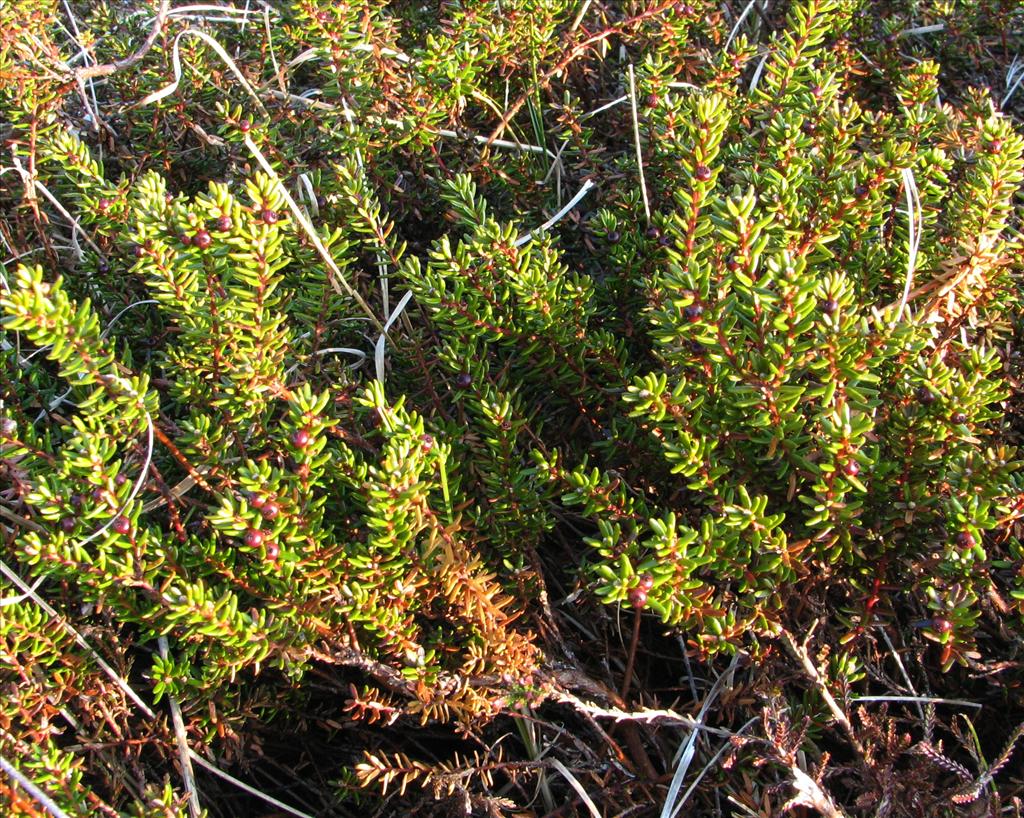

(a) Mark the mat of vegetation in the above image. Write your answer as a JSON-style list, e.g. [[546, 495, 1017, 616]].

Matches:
[[1, 0, 1022, 815]]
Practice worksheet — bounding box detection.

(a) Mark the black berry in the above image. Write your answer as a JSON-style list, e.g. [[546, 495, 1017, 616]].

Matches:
[[291, 428, 312, 448], [854, 184, 868, 197], [645, 226, 661, 240], [133, 244, 146, 258], [955, 531, 975, 549], [455, 372, 473, 389], [644, 93, 659, 108], [627, 587, 648, 609], [260, 209, 279, 225], [111, 516, 131, 535], [249, 494, 266, 508], [264, 541, 281, 562], [261, 502, 280, 520], [606, 230, 621, 244], [179, 233, 191, 246], [193, 230, 212, 250], [97, 198, 112, 212], [216, 215, 233, 231], [915, 386, 937, 406], [420, 433, 434, 452], [60, 517, 76, 533], [238, 119, 252, 133], [98, 261, 110, 274], [684, 303, 704, 322], [244, 529, 265, 548], [637, 573, 655, 591], [694, 164, 712, 182], [932, 617, 953, 634], [843, 460, 860, 477], [821, 298, 839, 314], [951, 411, 967, 424]]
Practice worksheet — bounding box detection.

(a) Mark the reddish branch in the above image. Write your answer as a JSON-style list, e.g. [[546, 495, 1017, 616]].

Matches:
[[73, 0, 170, 82]]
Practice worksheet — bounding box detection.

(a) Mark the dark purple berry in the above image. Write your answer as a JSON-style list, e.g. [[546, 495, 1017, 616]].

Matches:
[[726, 255, 740, 271], [932, 617, 953, 634], [179, 233, 191, 246], [638, 573, 654, 591], [628, 587, 648, 609], [606, 230, 621, 244], [683, 303, 704, 322], [645, 226, 661, 240], [98, 261, 110, 274], [0, 417, 15, 438], [244, 529, 265, 548], [915, 386, 937, 406], [216, 215, 233, 231], [644, 93, 659, 108], [694, 164, 712, 182], [70, 493, 85, 509], [60, 517, 76, 533], [133, 244, 146, 258], [989, 139, 1002, 154], [854, 184, 868, 197], [97, 197, 112, 212], [264, 541, 280, 562], [291, 428, 312, 448], [115, 473, 128, 486], [238, 119, 252, 133], [261, 502, 280, 520], [420, 433, 434, 452], [249, 494, 266, 508], [821, 298, 839, 314], [951, 411, 967, 424], [260, 209, 279, 225], [955, 531, 975, 549], [111, 516, 131, 535], [455, 372, 473, 389], [843, 460, 860, 477], [193, 230, 212, 250]]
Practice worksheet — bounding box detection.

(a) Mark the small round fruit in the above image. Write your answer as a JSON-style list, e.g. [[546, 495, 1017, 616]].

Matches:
[[133, 244, 146, 258], [627, 587, 648, 609], [260, 208, 279, 225], [842, 460, 860, 477], [854, 184, 868, 197], [244, 529, 265, 548], [644, 93, 658, 108], [455, 372, 473, 389], [810, 85, 824, 99], [694, 164, 712, 182], [932, 617, 953, 634], [684, 303, 704, 322], [238, 119, 252, 133], [951, 411, 967, 424], [249, 494, 266, 508], [989, 139, 1002, 154], [216, 215, 233, 231], [264, 541, 281, 561], [638, 573, 655, 591], [645, 226, 661, 240], [915, 386, 937, 406], [111, 516, 131, 535], [60, 517, 76, 533], [821, 298, 839, 314], [420, 433, 434, 452], [955, 531, 975, 549], [97, 197, 112, 212], [291, 428, 312, 448], [98, 261, 110, 274], [193, 230, 212, 250], [261, 502, 280, 520], [606, 230, 621, 244], [70, 493, 85, 509], [179, 232, 192, 246], [726, 255, 740, 271], [0, 417, 15, 438]]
